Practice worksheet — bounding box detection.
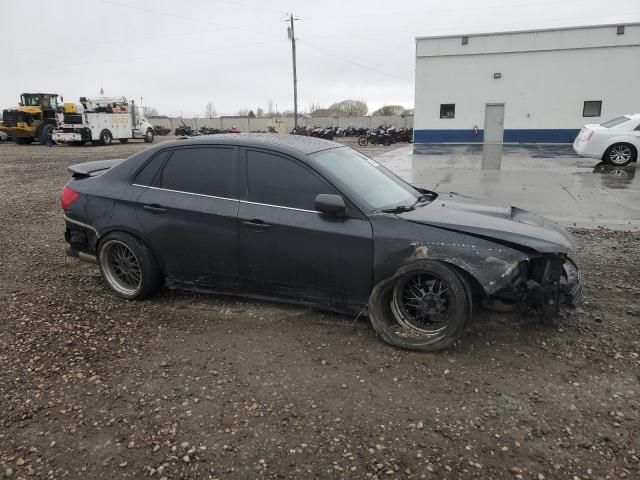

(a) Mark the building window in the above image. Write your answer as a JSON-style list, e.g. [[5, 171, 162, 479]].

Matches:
[[617, 25, 625, 35], [583, 101, 602, 117], [461, 36, 469, 45], [440, 104, 455, 119]]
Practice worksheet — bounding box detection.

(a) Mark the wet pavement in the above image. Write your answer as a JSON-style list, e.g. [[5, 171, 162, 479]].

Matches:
[[375, 144, 640, 229]]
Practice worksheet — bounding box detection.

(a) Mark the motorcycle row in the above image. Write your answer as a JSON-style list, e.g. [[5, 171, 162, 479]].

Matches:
[[291, 125, 413, 146], [173, 122, 277, 136]]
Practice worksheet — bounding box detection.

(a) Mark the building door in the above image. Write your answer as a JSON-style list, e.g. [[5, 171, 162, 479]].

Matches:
[[484, 104, 505, 143]]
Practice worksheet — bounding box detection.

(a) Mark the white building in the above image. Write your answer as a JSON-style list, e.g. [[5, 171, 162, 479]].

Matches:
[[413, 23, 640, 145]]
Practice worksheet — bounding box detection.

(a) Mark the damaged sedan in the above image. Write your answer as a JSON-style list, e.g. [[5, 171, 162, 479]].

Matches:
[[61, 134, 582, 351]]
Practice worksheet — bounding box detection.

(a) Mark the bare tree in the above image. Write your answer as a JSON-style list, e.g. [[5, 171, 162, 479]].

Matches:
[[329, 99, 368, 116], [256, 108, 264, 118], [236, 109, 250, 117], [267, 100, 274, 116], [205, 102, 217, 119], [143, 106, 159, 117], [371, 105, 405, 116], [308, 103, 323, 114]]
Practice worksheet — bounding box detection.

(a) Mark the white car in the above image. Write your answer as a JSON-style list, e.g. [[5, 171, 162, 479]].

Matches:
[[0, 131, 8, 141], [573, 114, 640, 166]]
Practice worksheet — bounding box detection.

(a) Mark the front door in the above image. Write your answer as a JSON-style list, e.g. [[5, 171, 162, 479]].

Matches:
[[238, 148, 373, 311], [484, 103, 505, 143], [135, 145, 240, 291]]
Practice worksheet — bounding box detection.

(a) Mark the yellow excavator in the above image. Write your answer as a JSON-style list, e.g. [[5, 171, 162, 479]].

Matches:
[[0, 93, 61, 145]]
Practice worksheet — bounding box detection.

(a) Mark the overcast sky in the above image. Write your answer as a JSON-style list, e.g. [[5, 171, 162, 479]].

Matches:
[[2, 0, 638, 117]]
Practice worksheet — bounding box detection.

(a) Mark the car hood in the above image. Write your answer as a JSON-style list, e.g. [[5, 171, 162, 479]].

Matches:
[[399, 193, 576, 253]]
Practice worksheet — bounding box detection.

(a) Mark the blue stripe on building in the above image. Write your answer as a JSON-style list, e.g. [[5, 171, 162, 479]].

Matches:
[[414, 129, 580, 144]]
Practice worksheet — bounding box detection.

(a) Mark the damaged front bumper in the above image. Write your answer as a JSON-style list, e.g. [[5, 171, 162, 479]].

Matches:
[[493, 255, 583, 316]]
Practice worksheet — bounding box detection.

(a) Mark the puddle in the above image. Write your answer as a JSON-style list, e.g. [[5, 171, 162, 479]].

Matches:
[[589, 162, 638, 189]]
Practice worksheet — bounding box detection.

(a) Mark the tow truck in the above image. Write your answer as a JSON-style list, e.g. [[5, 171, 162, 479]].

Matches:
[[52, 97, 155, 145]]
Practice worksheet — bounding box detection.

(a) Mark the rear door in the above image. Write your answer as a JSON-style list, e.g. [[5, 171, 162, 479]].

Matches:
[[238, 148, 373, 310], [135, 145, 240, 291]]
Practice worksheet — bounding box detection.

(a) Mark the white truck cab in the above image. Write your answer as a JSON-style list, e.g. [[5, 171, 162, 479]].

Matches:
[[53, 97, 155, 145]]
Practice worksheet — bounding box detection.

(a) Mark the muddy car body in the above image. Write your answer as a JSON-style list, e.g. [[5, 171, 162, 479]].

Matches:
[[62, 134, 582, 351]]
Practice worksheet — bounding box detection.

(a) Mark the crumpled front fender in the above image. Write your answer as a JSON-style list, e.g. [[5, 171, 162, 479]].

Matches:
[[371, 215, 531, 295]]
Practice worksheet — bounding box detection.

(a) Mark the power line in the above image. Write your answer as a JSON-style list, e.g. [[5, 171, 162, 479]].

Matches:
[[298, 40, 413, 83], [303, 0, 597, 21]]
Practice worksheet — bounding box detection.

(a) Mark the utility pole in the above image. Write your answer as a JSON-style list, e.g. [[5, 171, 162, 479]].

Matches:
[[287, 13, 298, 130]]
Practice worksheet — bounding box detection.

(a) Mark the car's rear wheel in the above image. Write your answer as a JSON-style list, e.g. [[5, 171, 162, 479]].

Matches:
[[98, 232, 161, 300], [605, 143, 636, 166], [368, 260, 472, 351], [357, 136, 368, 147]]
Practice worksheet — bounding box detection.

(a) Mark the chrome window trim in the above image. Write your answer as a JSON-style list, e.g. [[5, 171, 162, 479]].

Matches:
[[240, 199, 320, 214], [64, 214, 100, 238], [132, 184, 236, 202], [132, 184, 321, 214]]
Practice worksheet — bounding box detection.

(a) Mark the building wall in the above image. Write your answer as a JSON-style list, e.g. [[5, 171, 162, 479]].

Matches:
[[414, 24, 640, 143]]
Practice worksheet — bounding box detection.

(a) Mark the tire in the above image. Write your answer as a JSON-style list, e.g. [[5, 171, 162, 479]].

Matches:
[[368, 260, 472, 352], [99, 129, 113, 146], [14, 137, 32, 145], [604, 143, 637, 166], [97, 232, 162, 300], [383, 137, 392, 147], [357, 136, 368, 147], [36, 123, 54, 145], [144, 128, 155, 143]]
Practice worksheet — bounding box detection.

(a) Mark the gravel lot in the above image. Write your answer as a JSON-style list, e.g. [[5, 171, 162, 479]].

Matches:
[[0, 137, 639, 480]]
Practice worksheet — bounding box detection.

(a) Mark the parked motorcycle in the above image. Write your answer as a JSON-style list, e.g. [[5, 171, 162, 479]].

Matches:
[[175, 122, 195, 136]]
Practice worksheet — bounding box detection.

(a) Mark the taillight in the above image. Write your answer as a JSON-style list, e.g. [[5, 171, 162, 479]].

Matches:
[[61, 186, 80, 209], [585, 130, 594, 141]]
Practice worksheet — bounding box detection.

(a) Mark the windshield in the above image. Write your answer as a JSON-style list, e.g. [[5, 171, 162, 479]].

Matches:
[[308, 147, 420, 211], [21, 94, 41, 106], [601, 116, 630, 128], [20, 94, 57, 108]]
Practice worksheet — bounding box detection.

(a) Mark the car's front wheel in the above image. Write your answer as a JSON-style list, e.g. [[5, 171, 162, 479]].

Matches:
[[605, 143, 637, 166], [368, 260, 472, 351], [98, 232, 161, 300]]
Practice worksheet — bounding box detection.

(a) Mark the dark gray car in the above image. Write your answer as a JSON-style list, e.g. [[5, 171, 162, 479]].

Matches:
[[61, 134, 581, 351]]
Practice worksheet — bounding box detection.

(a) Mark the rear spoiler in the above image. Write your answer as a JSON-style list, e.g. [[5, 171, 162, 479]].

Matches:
[[67, 159, 125, 178]]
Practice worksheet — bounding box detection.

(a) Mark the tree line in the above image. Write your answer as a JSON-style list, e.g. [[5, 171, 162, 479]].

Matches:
[[143, 99, 413, 119]]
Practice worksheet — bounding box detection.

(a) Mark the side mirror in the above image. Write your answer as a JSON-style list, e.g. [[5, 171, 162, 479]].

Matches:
[[315, 194, 346, 215]]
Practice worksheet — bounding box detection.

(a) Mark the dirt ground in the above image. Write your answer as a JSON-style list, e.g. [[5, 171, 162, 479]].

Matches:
[[0, 137, 638, 480]]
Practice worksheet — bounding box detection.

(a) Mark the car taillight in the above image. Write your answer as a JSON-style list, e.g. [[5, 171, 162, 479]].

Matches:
[[584, 130, 594, 141], [61, 186, 80, 209]]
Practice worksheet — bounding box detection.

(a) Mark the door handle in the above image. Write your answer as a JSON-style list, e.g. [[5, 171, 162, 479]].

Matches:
[[143, 204, 167, 214], [243, 219, 271, 230]]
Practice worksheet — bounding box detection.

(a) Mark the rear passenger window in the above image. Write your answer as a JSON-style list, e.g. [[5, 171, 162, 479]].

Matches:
[[247, 150, 335, 210], [134, 150, 170, 186], [159, 147, 235, 198]]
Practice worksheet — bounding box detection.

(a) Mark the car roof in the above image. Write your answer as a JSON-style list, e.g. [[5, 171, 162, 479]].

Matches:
[[163, 133, 341, 155]]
